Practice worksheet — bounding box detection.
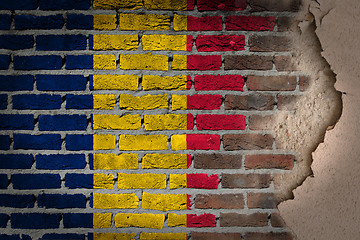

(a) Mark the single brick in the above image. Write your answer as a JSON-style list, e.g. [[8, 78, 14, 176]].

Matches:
[[0, 194, 35, 208], [93, 134, 116, 150], [120, 13, 170, 30], [197, 114, 246, 130], [38, 115, 87, 131], [0, 115, 34, 130], [222, 174, 271, 188], [196, 35, 245, 52], [0, 155, 33, 169], [194, 153, 242, 169], [167, 213, 187, 227], [223, 134, 273, 150], [275, 55, 298, 71], [249, 114, 275, 130], [93, 55, 116, 70], [144, 0, 194, 10], [140, 233, 187, 240], [245, 154, 295, 170], [0, 95, 6, 109], [36, 35, 87, 51], [0, 35, 34, 50], [0, 135, 10, 150], [195, 194, 244, 209], [0, 0, 36, 10], [65, 135, 92, 151], [66, 95, 93, 109], [11, 213, 60, 229], [191, 232, 242, 240], [65, 174, 92, 189], [142, 153, 190, 169], [270, 213, 287, 227], [91, 35, 138, 51], [226, 16, 275, 31], [169, 174, 187, 189], [0, 174, 8, 189], [174, 14, 222, 31], [187, 173, 219, 189], [0, 75, 34, 91], [0, 55, 10, 69], [63, 213, 92, 228], [249, 35, 292, 52], [91, 75, 139, 90], [37, 75, 87, 91], [187, 214, 216, 228], [15, 15, 63, 30], [0, 15, 11, 30], [173, 55, 222, 71], [66, 14, 93, 30], [36, 154, 86, 170], [248, 193, 279, 209], [197, 0, 246, 11], [66, 54, 95, 69], [114, 213, 165, 229], [93, 173, 115, 189], [144, 114, 193, 130], [93, 213, 112, 228], [39, 0, 90, 10], [225, 94, 275, 110], [91, 153, 139, 170], [194, 75, 244, 91], [42, 234, 85, 240], [244, 232, 293, 240], [120, 94, 168, 110], [220, 213, 268, 227], [277, 95, 301, 110], [277, 16, 299, 32], [142, 75, 190, 90], [0, 214, 8, 228], [93, 0, 142, 9], [248, 0, 300, 12], [38, 194, 86, 209], [224, 55, 273, 70], [92, 192, 139, 209], [120, 53, 168, 71], [118, 173, 166, 189], [14, 56, 62, 70], [13, 94, 62, 110], [185, 95, 223, 110], [142, 35, 192, 51], [247, 75, 297, 91], [94, 94, 116, 110], [92, 114, 141, 130], [94, 15, 117, 30], [14, 134, 61, 150], [119, 135, 168, 151], [299, 76, 311, 91], [142, 192, 188, 211]]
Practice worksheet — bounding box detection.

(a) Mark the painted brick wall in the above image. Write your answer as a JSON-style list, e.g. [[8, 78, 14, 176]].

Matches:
[[0, 0, 304, 239]]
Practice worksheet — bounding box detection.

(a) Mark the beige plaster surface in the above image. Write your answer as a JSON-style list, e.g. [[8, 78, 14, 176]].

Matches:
[[279, 0, 360, 239]]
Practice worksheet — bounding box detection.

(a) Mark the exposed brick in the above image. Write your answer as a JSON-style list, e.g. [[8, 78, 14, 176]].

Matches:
[[278, 16, 299, 32], [270, 213, 287, 227], [194, 153, 242, 169], [244, 232, 293, 240], [195, 194, 244, 209], [197, 114, 246, 130], [277, 95, 301, 110], [245, 154, 295, 170], [248, 192, 279, 209], [249, 35, 292, 52], [196, 35, 245, 52], [249, 0, 300, 12], [226, 16, 275, 31], [249, 114, 275, 130], [220, 212, 268, 227], [299, 76, 311, 91], [275, 56, 298, 71], [195, 75, 244, 91], [247, 75, 297, 91], [225, 94, 275, 110], [197, 0, 246, 11], [222, 174, 271, 189], [225, 55, 273, 70], [223, 134, 273, 150], [191, 232, 242, 240]]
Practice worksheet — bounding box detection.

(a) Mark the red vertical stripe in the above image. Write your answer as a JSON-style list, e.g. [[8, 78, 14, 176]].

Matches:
[[187, 213, 216, 227], [186, 134, 221, 150], [187, 154, 192, 168], [187, 113, 194, 130], [187, 173, 219, 189]]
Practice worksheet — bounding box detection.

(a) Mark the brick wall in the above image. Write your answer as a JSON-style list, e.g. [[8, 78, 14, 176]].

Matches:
[[0, 0, 304, 239]]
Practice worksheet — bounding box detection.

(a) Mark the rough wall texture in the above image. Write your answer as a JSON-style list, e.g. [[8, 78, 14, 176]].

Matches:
[[0, 0, 343, 239]]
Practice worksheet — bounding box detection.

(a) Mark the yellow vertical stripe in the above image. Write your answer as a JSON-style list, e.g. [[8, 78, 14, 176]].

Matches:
[[93, 173, 115, 189], [93, 15, 117, 30], [93, 213, 112, 228], [92, 192, 139, 209], [93, 134, 116, 150], [172, 95, 187, 110], [93, 55, 117, 70], [93, 94, 117, 110], [92, 153, 138, 170], [173, 14, 187, 31], [167, 213, 187, 227], [172, 55, 187, 70], [171, 134, 187, 150], [169, 174, 187, 189]]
